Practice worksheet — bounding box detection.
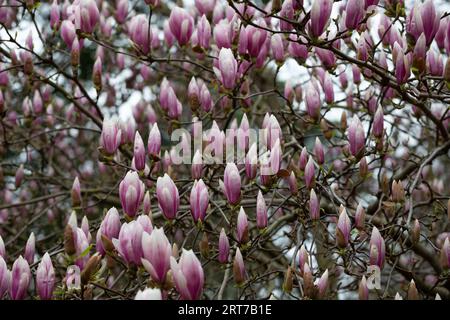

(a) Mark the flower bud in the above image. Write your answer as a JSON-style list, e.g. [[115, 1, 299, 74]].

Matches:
[[440, 237, 450, 270], [24, 232, 35, 265], [92, 56, 102, 91], [192, 149, 203, 179], [223, 163, 241, 205], [71, 176, 81, 207], [112, 220, 144, 265], [358, 276, 369, 300], [355, 203, 366, 230], [305, 84, 321, 121], [304, 156, 315, 189], [309, 189, 320, 220], [314, 137, 325, 165], [156, 173, 180, 220], [369, 226, 385, 269], [407, 279, 419, 300], [169, 7, 194, 46], [218, 228, 229, 264], [50, 0, 60, 30], [119, 171, 145, 218], [348, 115, 365, 157], [282, 266, 293, 293], [391, 180, 405, 202], [170, 249, 204, 300], [133, 131, 146, 171], [237, 207, 249, 244], [215, 48, 238, 90], [233, 248, 245, 285], [310, 0, 333, 37], [317, 269, 329, 299], [10, 256, 31, 300], [141, 228, 172, 284], [100, 118, 122, 155], [0, 256, 10, 299], [15, 164, 24, 189], [36, 252, 55, 300], [372, 106, 384, 138], [345, 0, 365, 30], [190, 179, 209, 223], [336, 208, 351, 248]]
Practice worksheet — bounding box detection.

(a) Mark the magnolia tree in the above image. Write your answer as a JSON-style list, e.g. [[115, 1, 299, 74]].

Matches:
[[0, 0, 449, 301]]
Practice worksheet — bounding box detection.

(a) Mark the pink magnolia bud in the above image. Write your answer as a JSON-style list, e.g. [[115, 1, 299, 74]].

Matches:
[[314, 137, 325, 165], [190, 179, 209, 223], [269, 138, 281, 175], [288, 171, 298, 195], [245, 143, 257, 179], [156, 174, 180, 220], [412, 33, 427, 75], [246, 22, 268, 58], [129, 14, 151, 54], [141, 192, 151, 217], [256, 190, 267, 229], [309, 189, 320, 220], [137, 214, 153, 235], [336, 208, 351, 248], [50, 0, 60, 30], [36, 252, 55, 300], [358, 276, 369, 300], [10, 256, 31, 300], [74, 0, 100, 33], [223, 163, 241, 205], [427, 49, 443, 76], [92, 56, 102, 90], [305, 84, 321, 121], [147, 123, 161, 157], [60, 20, 76, 48], [115, 0, 128, 24], [288, 35, 308, 62], [441, 237, 450, 270], [315, 47, 336, 70], [218, 228, 229, 264], [271, 33, 285, 62], [32, 90, 43, 114], [304, 156, 315, 189], [310, 0, 333, 38], [215, 48, 238, 90], [112, 220, 144, 265], [24, 232, 35, 265], [369, 226, 385, 269], [71, 176, 81, 207], [192, 149, 203, 179], [355, 203, 366, 230], [200, 83, 212, 112], [395, 49, 411, 84], [119, 171, 145, 218], [299, 147, 308, 170], [407, 0, 440, 46], [0, 256, 10, 299], [237, 207, 249, 244], [233, 248, 246, 284], [135, 288, 162, 300], [372, 105, 384, 138], [359, 156, 368, 177], [101, 118, 122, 155], [345, 0, 365, 30], [322, 72, 334, 104], [348, 115, 365, 157], [96, 207, 121, 255], [71, 37, 80, 66], [197, 15, 211, 49], [133, 131, 146, 171], [317, 269, 329, 298], [195, 0, 215, 15], [141, 228, 171, 284], [169, 7, 194, 46], [297, 245, 309, 274], [214, 19, 233, 49], [188, 77, 200, 110], [170, 249, 204, 300], [15, 164, 24, 189]]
